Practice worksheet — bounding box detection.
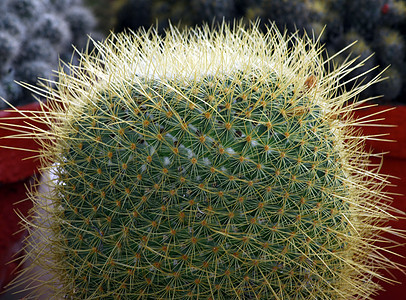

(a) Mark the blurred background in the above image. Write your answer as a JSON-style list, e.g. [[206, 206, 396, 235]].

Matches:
[[0, 0, 405, 299]]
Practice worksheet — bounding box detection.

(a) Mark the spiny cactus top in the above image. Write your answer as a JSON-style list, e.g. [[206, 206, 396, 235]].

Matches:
[[5, 21, 403, 299]]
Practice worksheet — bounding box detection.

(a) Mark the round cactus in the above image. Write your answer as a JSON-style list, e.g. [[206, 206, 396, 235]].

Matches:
[[64, 6, 97, 49], [32, 13, 72, 50], [0, 32, 20, 66], [259, 0, 315, 34], [0, 0, 98, 108], [5, 21, 404, 299], [115, 0, 152, 33], [190, 0, 236, 23]]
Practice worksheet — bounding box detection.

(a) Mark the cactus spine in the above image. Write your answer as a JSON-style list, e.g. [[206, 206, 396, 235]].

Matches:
[[6, 21, 403, 299]]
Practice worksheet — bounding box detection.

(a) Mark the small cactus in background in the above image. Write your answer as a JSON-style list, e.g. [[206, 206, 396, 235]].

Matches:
[[320, 0, 406, 103], [0, 0, 98, 109], [113, 0, 406, 103], [4, 21, 404, 299], [344, 0, 383, 39], [116, 0, 240, 34], [115, 0, 152, 33], [190, 0, 236, 24], [259, 0, 315, 33], [250, 0, 406, 103]]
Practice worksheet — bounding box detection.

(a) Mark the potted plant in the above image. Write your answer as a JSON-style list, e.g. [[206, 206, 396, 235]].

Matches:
[[2, 20, 404, 299]]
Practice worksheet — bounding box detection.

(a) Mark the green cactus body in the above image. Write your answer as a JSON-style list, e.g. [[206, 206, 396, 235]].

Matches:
[[56, 76, 350, 299], [6, 22, 403, 299]]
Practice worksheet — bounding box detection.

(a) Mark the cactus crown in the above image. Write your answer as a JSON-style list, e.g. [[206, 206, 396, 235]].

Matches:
[[6, 21, 403, 299]]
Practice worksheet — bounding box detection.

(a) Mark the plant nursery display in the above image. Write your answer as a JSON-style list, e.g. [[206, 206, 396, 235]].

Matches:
[[2, 21, 404, 299]]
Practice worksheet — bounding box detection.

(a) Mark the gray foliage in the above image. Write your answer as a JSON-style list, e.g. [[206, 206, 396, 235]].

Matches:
[[0, 0, 98, 107]]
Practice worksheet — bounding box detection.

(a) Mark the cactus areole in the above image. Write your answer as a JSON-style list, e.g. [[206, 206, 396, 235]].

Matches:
[[7, 22, 403, 299]]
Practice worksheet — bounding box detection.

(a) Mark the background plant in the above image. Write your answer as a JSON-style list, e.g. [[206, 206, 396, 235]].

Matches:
[[5, 21, 404, 299], [112, 0, 406, 104], [0, 0, 98, 109]]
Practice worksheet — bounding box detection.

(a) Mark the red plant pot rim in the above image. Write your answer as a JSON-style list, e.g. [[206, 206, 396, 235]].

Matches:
[[0, 102, 46, 183]]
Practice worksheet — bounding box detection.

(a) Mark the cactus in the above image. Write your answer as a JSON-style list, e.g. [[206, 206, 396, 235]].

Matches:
[[0, 32, 19, 71], [5, 21, 404, 299], [343, 0, 383, 40], [381, 0, 406, 26], [0, 13, 25, 38], [0, 0, 98, 108], [84, 0, 125, 34], [259, 0, 315, 33], [64, 6, 98, 50], [6, 0, 45, 21], [377, 68, 403, 100], [115, 0, 152, 33], [112, 0, 406, 102], [190, 0, 236, 23], [117, 0, 246, 34], [32, 13, 72, 50], [375, 27, 405, 67], [337, 32, 377, 97]]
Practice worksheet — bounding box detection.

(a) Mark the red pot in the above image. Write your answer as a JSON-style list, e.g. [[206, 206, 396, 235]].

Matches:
[[352, 105, 406, 300], [0, 102, 46, 183], [0, 102, 45, 290]]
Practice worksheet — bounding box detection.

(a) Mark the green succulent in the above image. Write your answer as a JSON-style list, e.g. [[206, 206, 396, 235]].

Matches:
[[4, 21, 403, 299]]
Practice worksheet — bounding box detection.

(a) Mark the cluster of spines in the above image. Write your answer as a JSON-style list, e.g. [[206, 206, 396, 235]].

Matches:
[[0, 0, 97, 109], [6, 22, 402, 299], [42, 73, 354, 299]]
